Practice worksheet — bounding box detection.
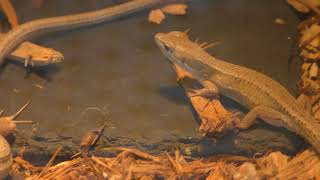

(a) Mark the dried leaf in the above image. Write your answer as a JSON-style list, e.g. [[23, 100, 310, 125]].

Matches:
[[161, 4, 188, 15], [148, 9, 165, 24], [0, 0, 18, 28]]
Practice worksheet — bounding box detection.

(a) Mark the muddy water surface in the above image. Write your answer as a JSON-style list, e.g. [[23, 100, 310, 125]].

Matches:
[[0, 0, 300, 154]]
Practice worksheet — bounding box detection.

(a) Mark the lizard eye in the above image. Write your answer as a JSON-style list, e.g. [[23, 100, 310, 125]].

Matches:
[[164, 44, 170, 52]]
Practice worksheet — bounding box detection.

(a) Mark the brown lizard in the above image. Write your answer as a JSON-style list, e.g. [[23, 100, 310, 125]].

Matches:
[[155, 31, 320, 154]]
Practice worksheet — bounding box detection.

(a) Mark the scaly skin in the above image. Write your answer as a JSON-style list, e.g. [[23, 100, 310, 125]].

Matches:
[[155, 31, 320, 154], [0, 33, 63, 66]]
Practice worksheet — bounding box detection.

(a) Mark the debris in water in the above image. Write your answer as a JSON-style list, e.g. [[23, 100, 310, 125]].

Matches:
[[148, 9, 165, 24], [161, 4, 188, 15], [274, 18, 286, 25]]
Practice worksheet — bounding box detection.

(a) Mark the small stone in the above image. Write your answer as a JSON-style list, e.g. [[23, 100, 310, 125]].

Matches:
[[275, 18, 286, 25], [301, 63, 312, 73], [161, 4, 188, 15], [309, 63, 318, 79]]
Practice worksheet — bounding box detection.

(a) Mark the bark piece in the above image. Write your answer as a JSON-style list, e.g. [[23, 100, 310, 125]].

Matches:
[[161, 4, 188, 15], [148, 9, 165, 24]]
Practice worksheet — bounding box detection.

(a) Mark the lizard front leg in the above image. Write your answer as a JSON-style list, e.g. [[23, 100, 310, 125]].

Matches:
[[188, 80, 219, 111], [235, 106, 288, 129], [189, 80, 219, 98]]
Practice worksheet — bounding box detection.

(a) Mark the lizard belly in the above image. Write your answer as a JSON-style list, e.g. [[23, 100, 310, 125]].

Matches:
[[216, 77, 280, 111]]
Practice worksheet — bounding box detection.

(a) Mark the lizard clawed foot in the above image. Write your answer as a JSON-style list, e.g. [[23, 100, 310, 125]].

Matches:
[[188, 88, 219, 111], [24, 55, 32, 67], [24, 54, 34, 72], [188, 88, 219, 99]]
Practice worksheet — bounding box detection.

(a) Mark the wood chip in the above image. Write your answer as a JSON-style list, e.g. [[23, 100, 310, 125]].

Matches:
[[148, 9, 165, 24], [161, 4, 188, 15], [276, 149, 320, 179], [309, 62, 319, 78], [301, 24, 320, 48]]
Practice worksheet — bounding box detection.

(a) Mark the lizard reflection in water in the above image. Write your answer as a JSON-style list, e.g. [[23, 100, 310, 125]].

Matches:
[[154, 31, 320, 154]]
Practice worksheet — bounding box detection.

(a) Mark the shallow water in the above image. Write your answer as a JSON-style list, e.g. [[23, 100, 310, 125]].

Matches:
[[0, 0, 299, 145]]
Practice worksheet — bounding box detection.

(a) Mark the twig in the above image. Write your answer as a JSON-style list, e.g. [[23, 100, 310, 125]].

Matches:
[[36, 146, 62, 179], [87, 158, 104, 179], [102, 147, 162, 162], [125, 164, 133, 180], [300, 28, 320, 48], [91, 156, 122, 176], [40, 159, 81, 179], [296, 0, 320, 16], [12, 120, 33, 124]]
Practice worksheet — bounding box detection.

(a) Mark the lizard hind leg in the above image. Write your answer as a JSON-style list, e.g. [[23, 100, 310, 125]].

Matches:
[[297, 94, 313, 115], [235, 106, 288, 130]]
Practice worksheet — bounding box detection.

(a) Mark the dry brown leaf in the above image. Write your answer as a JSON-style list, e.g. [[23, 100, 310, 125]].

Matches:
[[0, 0, 18, 28], [148, 9, 165, 24], [161, 4, 188, 15]]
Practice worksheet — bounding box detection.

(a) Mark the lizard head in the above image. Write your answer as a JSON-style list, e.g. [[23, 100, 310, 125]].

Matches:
[[154, 31, 212, 74]]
